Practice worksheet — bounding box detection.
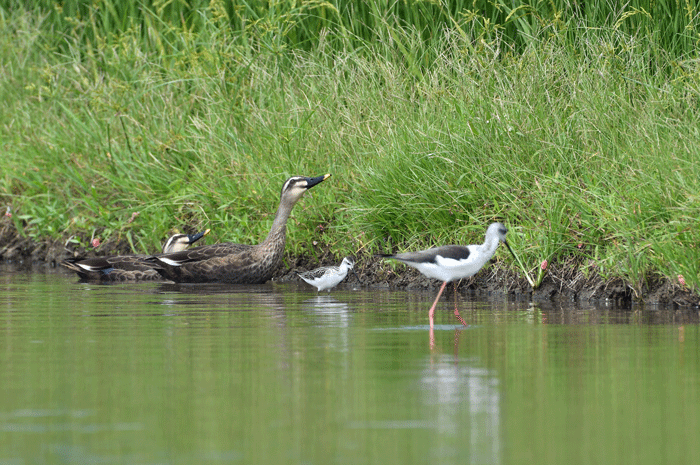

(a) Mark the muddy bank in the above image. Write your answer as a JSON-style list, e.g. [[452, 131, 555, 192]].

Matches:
[[1, 217, 698, 307], [279, 255, 700, 308]]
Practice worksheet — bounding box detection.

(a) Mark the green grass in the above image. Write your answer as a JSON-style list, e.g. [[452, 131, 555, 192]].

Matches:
[[1, 1, 699, 295]]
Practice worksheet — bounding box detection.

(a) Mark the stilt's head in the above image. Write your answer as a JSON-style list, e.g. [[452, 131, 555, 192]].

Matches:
[[162, 229, 210, 253], [487, 222, 517, 261], [486, 222, 508, 243], [280, 174, 331, 205]]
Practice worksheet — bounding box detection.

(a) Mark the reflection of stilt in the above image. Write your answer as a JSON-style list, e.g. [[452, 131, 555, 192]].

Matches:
[[429, 324, 467, 354], [454, 327, 462, 361], [421, 355, 502, 464], [453, 282, 467, 326]]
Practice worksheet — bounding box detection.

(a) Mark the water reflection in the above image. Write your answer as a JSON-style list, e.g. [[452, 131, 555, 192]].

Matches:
[[2, 268, 700, 464], [421, 356, 501, 465], [150, 282, 288, 313], [538, 302, 700, 325], [301, 294, 351, 327]]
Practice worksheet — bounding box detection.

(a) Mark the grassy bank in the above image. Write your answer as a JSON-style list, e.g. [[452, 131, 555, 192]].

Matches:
[[1, 1, 699, 296]]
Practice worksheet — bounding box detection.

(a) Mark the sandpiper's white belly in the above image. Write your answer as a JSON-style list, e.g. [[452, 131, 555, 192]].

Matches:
[[302, 269, 347, 291]]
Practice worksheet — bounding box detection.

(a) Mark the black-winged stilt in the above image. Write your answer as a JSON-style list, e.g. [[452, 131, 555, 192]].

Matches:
[[382, 222, 516, 327]]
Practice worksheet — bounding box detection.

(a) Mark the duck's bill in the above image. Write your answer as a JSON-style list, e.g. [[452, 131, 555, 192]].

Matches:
[[188, 228, 210, 244], [306, 174, 331, 189]]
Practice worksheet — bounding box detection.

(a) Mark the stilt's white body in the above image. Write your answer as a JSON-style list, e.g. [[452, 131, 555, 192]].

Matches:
[[298, 257, 355, 292]]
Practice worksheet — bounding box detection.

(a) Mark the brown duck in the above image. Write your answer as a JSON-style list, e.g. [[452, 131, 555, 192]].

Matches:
[[61, 229, 209, 282], [146, 174, 331, 284]]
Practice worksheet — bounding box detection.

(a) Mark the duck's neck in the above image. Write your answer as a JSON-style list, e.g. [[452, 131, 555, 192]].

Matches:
[[262, 200, 293, 253]]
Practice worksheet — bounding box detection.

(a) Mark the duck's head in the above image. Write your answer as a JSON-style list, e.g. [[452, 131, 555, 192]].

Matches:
[[280, 174, 331, 204], [162, 228, 210, 253]]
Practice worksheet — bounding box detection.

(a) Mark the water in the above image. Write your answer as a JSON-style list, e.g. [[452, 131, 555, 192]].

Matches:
[[1, 266, 698, 464]]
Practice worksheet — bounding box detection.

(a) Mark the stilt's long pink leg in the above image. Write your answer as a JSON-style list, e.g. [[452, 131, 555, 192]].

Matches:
[[428, 281, 448, 329], [453, 282, 467, 326]]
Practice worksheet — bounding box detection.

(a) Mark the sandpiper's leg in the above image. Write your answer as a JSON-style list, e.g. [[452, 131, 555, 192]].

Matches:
[[428, 281, 448, 329], [452, 282, 467, 326]]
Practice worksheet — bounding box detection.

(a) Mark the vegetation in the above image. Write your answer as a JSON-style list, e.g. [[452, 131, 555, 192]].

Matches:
[[1, 1, 699, 295]]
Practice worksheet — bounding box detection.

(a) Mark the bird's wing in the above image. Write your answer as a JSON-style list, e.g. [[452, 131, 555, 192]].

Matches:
[[298, 266, 335, 280], [153, 242, 253, 266], [63, 254, 153, 273], [387, 245, 470, 265]]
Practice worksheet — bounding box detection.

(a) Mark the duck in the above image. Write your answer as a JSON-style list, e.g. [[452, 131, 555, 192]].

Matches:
[[297, 257, 359, 292], [146, 174, 331, 284], [61, 229, 210, 282], [381, 222, 516, 327]]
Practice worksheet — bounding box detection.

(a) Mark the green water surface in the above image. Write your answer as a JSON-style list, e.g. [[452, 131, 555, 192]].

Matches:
[[1, 269, 698, 464]]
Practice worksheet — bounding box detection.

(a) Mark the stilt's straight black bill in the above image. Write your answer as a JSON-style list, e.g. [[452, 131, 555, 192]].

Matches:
[[306, 174, 331, 189], [503, 240, 517, 260]]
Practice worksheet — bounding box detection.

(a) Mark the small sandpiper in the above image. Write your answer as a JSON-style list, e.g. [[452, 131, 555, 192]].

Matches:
[[297, 257, 359, 292]]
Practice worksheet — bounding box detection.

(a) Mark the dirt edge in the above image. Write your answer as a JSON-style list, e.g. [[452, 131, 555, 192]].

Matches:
[[1, 217, 698, 308]]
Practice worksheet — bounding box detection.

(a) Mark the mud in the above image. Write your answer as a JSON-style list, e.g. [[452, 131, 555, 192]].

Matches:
[[1, 216, 698, 307]]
